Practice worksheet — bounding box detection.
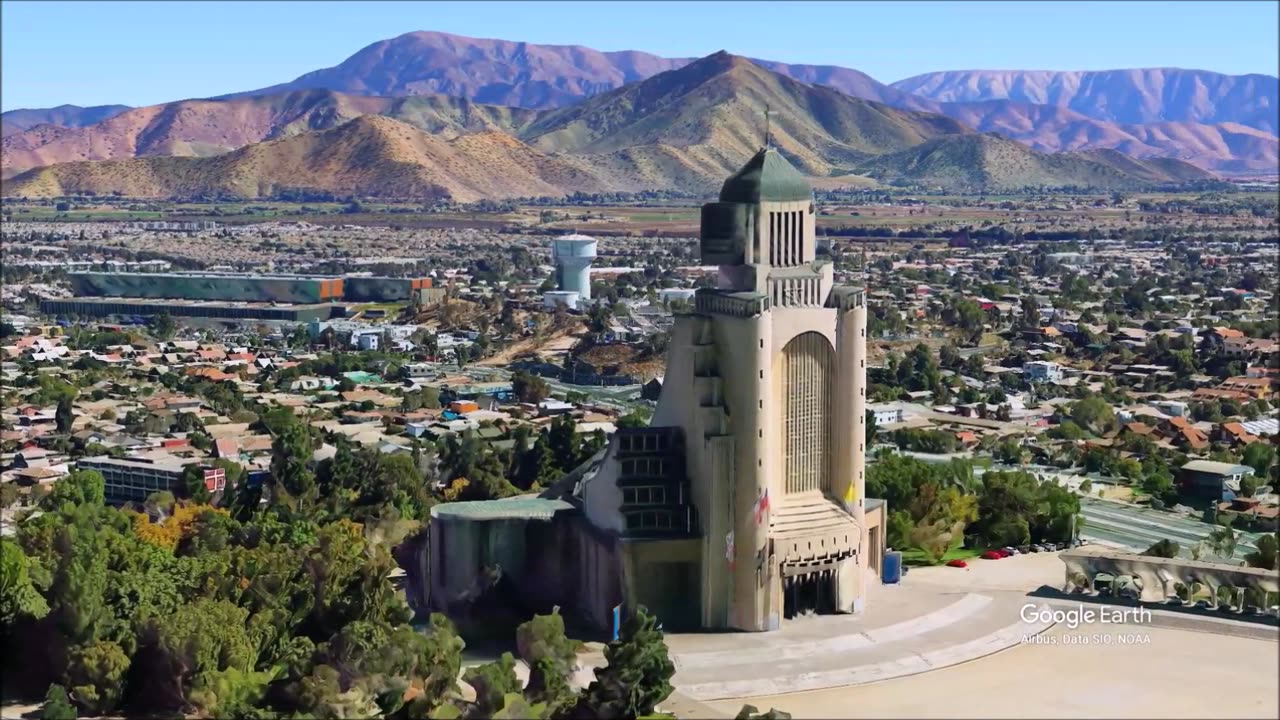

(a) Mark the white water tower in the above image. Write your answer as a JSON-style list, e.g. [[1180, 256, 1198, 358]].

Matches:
[[551, 233, 597, 302]]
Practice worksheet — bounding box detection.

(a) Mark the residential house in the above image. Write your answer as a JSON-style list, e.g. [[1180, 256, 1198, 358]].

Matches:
[[1179, 459, 1255, 501], [1216, 422, 1260, 447], [1160, 416, 1209, 450]]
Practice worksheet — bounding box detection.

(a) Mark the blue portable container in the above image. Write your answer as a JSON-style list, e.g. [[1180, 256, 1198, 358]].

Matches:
[[882, 551, 903, 584]]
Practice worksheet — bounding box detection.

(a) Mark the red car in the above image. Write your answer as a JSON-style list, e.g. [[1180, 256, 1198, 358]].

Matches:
[[980, 550, 1003, 560], [946, 559, 968, 568]]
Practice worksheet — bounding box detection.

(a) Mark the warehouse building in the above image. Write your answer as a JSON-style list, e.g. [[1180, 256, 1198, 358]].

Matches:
[[68, 271, 433, 305], [40, 297, 339, 323]]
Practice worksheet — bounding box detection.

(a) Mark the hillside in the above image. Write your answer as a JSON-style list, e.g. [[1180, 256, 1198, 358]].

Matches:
[[892, 68, 1279, 134], [1, 90, 539, 178], [932, 100, 1280, 173], [223, 31, 927, 113], [855, 133, 1212, 192], [3, 55, 1229, 199], [522, 52, 970, 180], [0, 104, 132, 137], [2, 116, 617, 201], [10, 33, 1275, 174], [0, 52, 976, 196], [225, 30, 693, 109]]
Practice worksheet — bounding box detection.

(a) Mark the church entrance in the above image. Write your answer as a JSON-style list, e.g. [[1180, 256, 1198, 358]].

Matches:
[[782, 566, 837, 619]]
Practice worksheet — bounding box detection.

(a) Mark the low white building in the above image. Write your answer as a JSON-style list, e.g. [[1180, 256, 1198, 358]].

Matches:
[[1024, 360, 1063, 383], [543, 290, 580, 310], [866, 402, 906, 426]]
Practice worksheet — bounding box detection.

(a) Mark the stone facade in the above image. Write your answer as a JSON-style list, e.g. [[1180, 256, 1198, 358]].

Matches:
[[586, 148, 872, 632], [414, 148, 877, 635]]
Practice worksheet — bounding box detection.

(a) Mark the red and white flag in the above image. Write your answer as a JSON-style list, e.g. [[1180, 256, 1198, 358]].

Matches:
[[752, 488, 770, 525]]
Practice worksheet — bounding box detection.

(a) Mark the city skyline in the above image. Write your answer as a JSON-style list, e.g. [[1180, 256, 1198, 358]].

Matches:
[[2, 0, 1277, 110]]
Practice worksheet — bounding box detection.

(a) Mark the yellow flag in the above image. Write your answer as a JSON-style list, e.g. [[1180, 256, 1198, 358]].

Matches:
[[843, 482, 855, 505]]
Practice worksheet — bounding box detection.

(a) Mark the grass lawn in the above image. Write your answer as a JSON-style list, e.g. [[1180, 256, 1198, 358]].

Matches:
[[898, 547, 983, 567]]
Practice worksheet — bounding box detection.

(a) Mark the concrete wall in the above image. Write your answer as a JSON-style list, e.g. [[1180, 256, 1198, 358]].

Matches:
[[1060, 547, 1280, 605], [580, 437, 625, 534]]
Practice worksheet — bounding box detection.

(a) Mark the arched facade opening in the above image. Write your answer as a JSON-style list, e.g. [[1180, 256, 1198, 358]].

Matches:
[[778, 331, 836, 495]]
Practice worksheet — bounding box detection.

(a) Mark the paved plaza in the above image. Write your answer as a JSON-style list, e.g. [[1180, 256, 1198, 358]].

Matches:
[[689, 552, 1279, 719], [706, 621, 1279, 719]]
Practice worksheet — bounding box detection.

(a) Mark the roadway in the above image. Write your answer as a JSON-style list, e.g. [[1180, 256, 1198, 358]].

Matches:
[[455, 365, 646, 413], [1076, 496, 1263, 560], [968, 462, 1264, 560]]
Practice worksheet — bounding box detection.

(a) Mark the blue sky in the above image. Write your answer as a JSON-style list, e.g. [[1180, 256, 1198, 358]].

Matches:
[[2, 0, 1276, 110]]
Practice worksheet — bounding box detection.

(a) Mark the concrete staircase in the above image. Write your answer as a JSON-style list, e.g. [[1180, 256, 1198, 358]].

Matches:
[[666, 592, 1057, 701]]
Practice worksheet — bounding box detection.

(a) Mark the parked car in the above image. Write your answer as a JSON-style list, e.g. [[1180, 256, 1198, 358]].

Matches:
[[981, 550, 1003, 560], [946, 559, 968, 568]]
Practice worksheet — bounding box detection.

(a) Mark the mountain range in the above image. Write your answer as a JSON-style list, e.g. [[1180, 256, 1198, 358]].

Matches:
[[4, 53, 1215, 199], [3, 30, 1269, 198], [1, 104, 132, 137], [211, 31, 1280, 172]]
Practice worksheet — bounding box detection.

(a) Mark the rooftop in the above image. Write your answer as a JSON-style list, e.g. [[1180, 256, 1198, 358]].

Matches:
[[719, 148, 813, 204], [430, 496, 573, 522], [1181, 460, 1254, 476]]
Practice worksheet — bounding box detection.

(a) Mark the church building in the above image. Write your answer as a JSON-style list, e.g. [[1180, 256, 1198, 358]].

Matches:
[[414, 147, 885, 634]]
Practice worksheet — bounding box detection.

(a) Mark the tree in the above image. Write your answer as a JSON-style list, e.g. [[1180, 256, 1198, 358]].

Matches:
[[1142, 539, 1179, 558], [1140, 470, 1175, 505], [56, 396, 75, 433], [270, 421, 315, 507], [179, 464, 212, 504], [1069, 396, 1114, 435], [512, 371, 551, 405], [1242, 443, 1275, 479], [43, 470, 105, 510], [145, 599, 255, 710], [1240, 475, 1259, 499], [149, 312, 177, 342], [939, 344, 960, 369], [42, 684, 77, 720], [969, 470, 1078, 548], [1244, 533, 1278, 571], [463, 653, 522, 716], [864, 409, 878, 447], [515, 433, 562, 491], [0, 479, 21, 507], [547, 413, 583, 472], [616, 412, 648, 429], [1049, 421, 1085, 441], [1206, 525, 1238, 560], [65, 639, 130, 715], [517, 610, 578, 714], [572, 606, 674, 718], [0, 538, 50, 627]]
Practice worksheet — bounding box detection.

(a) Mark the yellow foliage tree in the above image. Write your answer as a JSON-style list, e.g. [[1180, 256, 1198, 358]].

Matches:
[[442, 478, 470, 503], [130, 503, 229, 552]]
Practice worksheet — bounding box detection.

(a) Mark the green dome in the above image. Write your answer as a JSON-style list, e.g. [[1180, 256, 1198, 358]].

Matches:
[[719, 148, 813, 204]]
